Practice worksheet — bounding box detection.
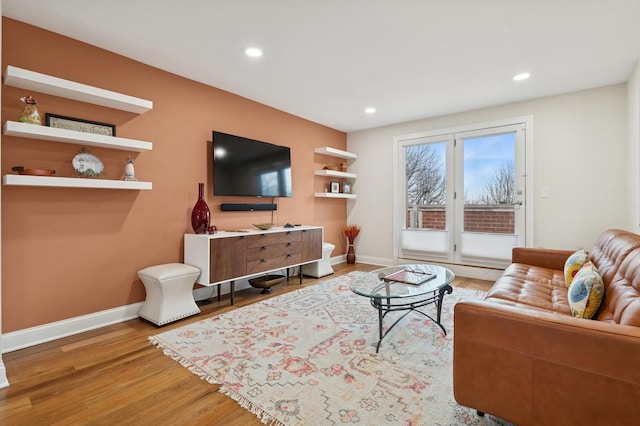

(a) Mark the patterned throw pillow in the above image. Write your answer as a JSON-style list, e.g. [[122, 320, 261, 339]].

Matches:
[[568, 261, 605, 319], [564, 249, 588, 286]]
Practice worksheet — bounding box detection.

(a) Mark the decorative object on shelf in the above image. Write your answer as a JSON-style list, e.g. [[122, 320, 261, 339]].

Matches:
[[254, 223, 275, 230], [72, 147, 105, 178], [330, 181, 340, 193], [191, 182, 211, 234], [342, 182, 352, 194], [248, 274, 286, 294], [208, 225, 218, 234], [323, 165, 339, 171], [11, 166, 55, 176], [123, 156, 136, 181], [339, 162, 348, 172], [45, 113, 115, 136], [18, 95, 41, 125], [343, 224, 361, 264]]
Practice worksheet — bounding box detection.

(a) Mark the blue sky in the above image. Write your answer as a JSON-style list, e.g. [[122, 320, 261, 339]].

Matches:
[[463, 133, 515, 198], [427, 132, 515, 199]]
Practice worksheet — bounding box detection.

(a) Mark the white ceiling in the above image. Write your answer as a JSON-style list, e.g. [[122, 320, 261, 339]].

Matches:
[[3, 1, 640, 132]]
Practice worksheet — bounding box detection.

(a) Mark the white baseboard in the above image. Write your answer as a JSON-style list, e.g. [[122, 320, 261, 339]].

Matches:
[[1, 302, 144, 354], [353, 255, 392, 267]]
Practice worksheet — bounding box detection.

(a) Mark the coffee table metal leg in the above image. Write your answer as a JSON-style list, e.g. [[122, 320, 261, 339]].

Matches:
[[436, 285, 453, 332], [373, 298, 416, 353], [374, 298, 384, 352]]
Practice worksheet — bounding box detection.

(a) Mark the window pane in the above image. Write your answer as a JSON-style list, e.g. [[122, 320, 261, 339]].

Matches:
[[405, 142, 446, 229], [463, 133, 515, 234]]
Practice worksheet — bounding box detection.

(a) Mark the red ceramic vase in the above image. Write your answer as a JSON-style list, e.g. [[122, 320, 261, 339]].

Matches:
[[191, 183, 210, 234], [346, 240, 356, 264]]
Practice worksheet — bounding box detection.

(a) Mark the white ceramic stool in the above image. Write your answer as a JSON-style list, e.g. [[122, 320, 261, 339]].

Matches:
[[138, 263, 201, 326], [302, 242, 335, 278]]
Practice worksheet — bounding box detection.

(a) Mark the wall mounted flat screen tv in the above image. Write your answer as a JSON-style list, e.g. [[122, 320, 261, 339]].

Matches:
[[212, 131, 292, 197]]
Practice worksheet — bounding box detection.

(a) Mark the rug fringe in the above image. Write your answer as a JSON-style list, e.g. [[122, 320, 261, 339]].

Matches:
[[219, 384, 285, 426], [148, 336, 223, 385], [149, 336, 284, 425]]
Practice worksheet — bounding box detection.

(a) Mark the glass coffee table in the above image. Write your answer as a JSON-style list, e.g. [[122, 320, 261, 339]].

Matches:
[[350, 264, 454, 352]]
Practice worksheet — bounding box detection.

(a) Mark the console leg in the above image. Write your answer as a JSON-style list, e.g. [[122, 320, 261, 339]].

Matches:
[[230, 281, 235, 306]]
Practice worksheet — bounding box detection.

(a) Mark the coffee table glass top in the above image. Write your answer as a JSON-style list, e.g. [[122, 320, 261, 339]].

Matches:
[[350, 264, 454, 299]]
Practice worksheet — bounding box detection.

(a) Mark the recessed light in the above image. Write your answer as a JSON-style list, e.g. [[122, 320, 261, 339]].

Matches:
[[245, 47, 263, 58], [513, 72, 531, 81], [365, 107, 376, 114]]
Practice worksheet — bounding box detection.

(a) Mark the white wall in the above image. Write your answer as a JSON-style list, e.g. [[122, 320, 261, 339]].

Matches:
[[628, 62, 640, 233], [348, 84, 628, 266]]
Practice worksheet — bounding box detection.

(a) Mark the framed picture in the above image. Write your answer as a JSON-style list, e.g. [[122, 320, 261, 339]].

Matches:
[[45, 113, 116, 136], [330, 181, 340, 193], [342, 182, 352, 194]]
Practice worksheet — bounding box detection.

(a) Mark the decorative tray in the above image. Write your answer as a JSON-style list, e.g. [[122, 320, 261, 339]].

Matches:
[[11, 166, 56, 176], [254, 223, 275, 230]]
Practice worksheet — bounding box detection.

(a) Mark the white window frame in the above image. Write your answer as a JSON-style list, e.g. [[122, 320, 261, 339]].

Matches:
[[392, 116, 534, 275]]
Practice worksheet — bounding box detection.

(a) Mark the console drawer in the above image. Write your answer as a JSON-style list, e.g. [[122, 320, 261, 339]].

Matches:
[[246, 241, 301, 262], [246, 231, 301, 248], [247, 253, 302, 275]]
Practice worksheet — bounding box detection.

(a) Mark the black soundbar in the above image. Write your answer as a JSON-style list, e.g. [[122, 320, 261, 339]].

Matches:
[[221, 203, 278, 211]]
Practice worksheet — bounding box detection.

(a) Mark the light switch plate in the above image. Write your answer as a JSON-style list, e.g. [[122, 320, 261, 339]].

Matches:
[[540, 186, 550, 198]]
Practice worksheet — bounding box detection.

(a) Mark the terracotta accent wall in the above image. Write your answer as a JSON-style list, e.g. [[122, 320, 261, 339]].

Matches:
[[1, 18, 348, 333]]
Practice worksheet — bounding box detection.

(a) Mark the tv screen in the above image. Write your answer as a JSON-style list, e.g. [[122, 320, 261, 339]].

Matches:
[[212, 131, 292, 197]]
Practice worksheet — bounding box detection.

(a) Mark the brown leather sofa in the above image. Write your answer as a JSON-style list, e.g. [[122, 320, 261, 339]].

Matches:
[[453, 229, 640, 425]]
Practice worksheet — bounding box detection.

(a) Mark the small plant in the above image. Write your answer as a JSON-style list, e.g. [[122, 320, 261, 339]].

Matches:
[[343, 224, 361, 241]]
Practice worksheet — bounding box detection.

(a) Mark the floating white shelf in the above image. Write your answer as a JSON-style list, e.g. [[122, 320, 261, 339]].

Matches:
[[314, 169, 357, 179], [314, 192, 357, 199], [314, 147, 357, 199], [314, 146, 358, 160], [3, 174, 152, 190], [3, 65, 153, 114], [3, 121, 153, 151]]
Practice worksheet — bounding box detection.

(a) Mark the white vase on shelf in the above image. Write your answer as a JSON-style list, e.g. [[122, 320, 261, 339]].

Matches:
[[124, 157, 137, 181]]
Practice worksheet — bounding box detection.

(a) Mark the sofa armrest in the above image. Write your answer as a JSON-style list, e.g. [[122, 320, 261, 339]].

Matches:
[[453, 299, 640, 426], [511, 247, 575, 270]]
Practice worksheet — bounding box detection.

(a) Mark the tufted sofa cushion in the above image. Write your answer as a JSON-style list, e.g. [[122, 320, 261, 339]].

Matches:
[[587, 229, 640, 280], [586, 229, 640, 325], [595, 248, 640, 325], [485, 263, 571, 315]]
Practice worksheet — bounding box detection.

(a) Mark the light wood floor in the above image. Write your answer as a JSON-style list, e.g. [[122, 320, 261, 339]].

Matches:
[[0, 263, 492, 425]]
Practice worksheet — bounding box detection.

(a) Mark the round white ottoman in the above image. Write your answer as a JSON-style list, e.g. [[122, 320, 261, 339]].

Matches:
[[138, 263, 201, 326]]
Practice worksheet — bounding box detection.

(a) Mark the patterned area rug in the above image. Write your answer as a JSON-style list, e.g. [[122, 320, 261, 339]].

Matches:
[[150, 272, 507, 425]]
